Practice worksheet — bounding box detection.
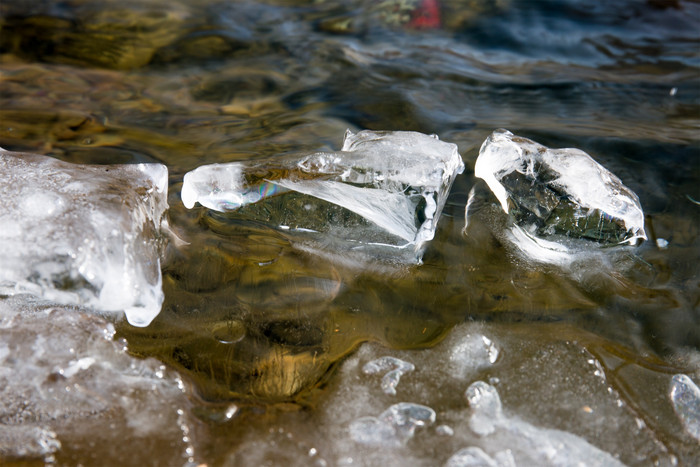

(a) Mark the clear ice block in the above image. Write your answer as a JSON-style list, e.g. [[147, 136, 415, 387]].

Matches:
[[474, 129, 646, 247], [181, 129, 464, 263], [0, 149, 168, 327]]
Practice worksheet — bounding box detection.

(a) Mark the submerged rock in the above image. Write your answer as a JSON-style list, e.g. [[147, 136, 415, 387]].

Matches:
[[0, 149, 168, 327], [182, 129, 464, 264]]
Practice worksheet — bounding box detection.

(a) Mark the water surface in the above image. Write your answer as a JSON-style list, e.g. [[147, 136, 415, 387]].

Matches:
[[1, 0, 699, 465]]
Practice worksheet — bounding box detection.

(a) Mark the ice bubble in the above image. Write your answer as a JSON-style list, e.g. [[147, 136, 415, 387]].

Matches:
[[349, 402, 435, 447], [362, 356, 415, 395], [669, 374, 700, 442], [465, 381, 626, 466], [182, 129, 464, 263], [473, 129, 646, 264], [0, 149, 169, 327]]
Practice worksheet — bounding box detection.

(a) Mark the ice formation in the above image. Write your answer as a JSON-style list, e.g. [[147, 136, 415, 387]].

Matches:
[[448, 334, 499, 380], [362, 356, 415, 395], [349, 402, 436, 447], [181, 129, 464, 263], [474, 129, 646, 254], [669, 374, 700, 442], [465, 381, 626, 466], [444, 447, 516, 467], [0, 296, 196, 464], [0, 149, 168, 327]]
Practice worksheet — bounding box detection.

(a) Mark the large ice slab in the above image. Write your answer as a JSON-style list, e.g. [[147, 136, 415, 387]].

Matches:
[[474, 129, 646, 249], [182, 129, 464, 263], [0, 149, 168, 327]]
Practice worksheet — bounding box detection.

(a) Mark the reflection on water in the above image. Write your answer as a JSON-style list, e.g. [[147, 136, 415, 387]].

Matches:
[[1, 0, 699, 464]]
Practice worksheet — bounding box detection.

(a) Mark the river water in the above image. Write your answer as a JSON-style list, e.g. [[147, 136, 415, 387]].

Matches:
[[1, 0, 699, 465]]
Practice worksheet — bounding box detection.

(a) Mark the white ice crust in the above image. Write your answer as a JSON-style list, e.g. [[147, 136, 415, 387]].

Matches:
[[181, 130, 464, 257], [0, 150, 168, 327], [474, 129, 646, 246]]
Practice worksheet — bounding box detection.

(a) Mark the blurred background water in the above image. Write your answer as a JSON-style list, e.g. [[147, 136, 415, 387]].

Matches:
[[1, 0, 699, 465]]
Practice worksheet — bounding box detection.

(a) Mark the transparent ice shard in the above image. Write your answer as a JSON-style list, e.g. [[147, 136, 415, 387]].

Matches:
[[182, 129, 464, 263], [465, 381, 626, 466], [0, 149, 168, 327], [349, 402, 436, 447], [669, 374, 700, 442], [362, 356, 415, 395], [474, 129, 646, 249]]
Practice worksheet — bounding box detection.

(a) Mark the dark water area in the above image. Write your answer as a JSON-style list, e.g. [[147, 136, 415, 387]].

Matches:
[[1, 0, 699, 465]]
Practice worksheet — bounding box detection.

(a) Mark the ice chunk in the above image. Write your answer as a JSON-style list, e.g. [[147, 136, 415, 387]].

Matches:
[[669, 374, 700, 442], [362, 356, 415, 395], [465, 381, 626, 466], [349, 402, 436, 447], [0, 149, 168, 327], [474, 129, 646, 247], [181, 129, 464, 263]]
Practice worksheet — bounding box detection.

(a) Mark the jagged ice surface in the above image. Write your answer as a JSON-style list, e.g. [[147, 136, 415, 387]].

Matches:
[[474, 129, 646, 263], [0, 296, 197, 464], [181, 130, 464, 263], [0, 149, 168, 327]]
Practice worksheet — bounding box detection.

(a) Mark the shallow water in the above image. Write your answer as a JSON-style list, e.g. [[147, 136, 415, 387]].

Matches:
[[1, 0, 699, 465]]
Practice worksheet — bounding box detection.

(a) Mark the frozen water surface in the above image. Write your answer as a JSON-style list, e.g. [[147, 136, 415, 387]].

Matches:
[[670, 374, 700, 442], [363, 356, 415, 395], [0, 150, 168, 327], [182, 129, 464, 263], [349, 402, 436, 447], [217, 322, 688, 466], [445, 447, 517, 467], [465, 381, 626, 466], [473, 129, 646, 265], [0, 296, 199, 464]]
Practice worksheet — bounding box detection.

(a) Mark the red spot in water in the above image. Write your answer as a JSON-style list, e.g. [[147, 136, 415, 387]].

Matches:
[[409, 0, 442, 29]]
